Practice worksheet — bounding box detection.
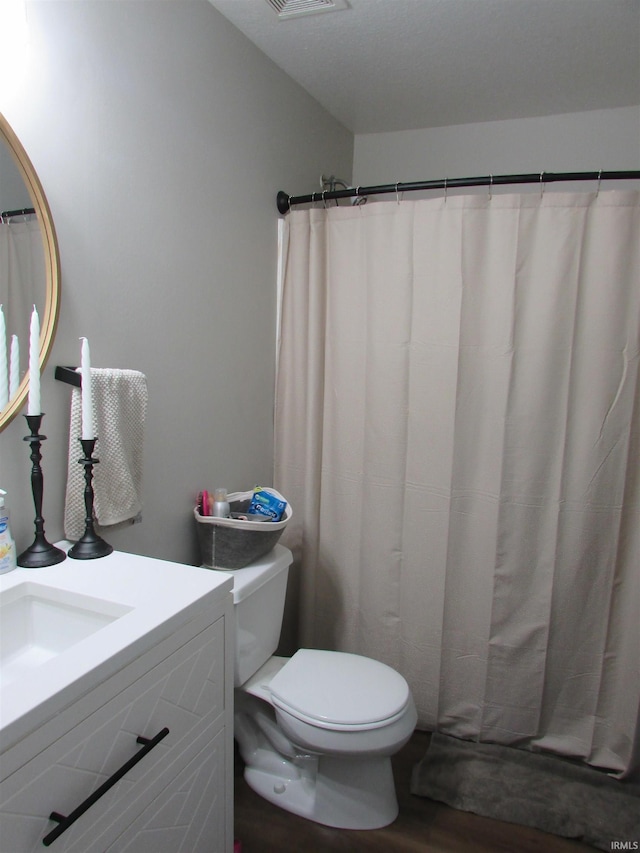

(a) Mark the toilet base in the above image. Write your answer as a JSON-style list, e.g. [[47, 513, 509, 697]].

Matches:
[[244, 753, 399, 830]]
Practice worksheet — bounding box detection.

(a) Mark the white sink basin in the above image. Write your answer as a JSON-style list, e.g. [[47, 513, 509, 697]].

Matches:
[[0, 582, 132, 688]]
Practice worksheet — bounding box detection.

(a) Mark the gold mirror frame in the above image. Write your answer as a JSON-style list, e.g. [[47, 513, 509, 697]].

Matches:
[[0, 112, 60, 431]]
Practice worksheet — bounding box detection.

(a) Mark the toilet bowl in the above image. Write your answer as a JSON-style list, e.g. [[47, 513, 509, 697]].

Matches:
[[221, 545, 417, 830]]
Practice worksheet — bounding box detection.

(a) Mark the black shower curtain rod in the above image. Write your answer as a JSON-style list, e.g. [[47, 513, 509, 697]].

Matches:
[[1, 206, 36, 219], [276, 170, 640, 213]]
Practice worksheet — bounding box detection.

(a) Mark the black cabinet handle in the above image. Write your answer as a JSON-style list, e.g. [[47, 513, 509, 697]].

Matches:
[[42, 727, 170, 846]]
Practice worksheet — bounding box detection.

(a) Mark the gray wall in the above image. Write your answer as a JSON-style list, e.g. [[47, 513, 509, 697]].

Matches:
[[0, 145, 31, 211], [353, 106, 640, 186], [0, 0, 353, 564]]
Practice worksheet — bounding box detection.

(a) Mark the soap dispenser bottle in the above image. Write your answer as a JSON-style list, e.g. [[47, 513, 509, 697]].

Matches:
[[0, 489, 17, 574], [212, 488, 231, 518]]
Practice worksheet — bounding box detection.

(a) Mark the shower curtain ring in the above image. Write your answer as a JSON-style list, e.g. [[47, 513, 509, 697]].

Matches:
[[540, 171, 545, 198], [395, 182, 401, 204], [597, 169, 602, 196], [488, 174, 493, 201], [322, 191, 327, 209], [444, 178, 448, 203]]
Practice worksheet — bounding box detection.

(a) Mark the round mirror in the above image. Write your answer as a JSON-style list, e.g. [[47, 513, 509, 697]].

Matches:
[[0, 112, 60, 431]]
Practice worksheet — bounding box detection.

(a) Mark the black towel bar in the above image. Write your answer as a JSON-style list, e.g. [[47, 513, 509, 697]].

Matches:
[[55, 366, 81, 387]]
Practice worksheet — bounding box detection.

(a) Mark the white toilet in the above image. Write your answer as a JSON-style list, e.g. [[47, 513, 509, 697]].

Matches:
[[223, 544, 417, 830]]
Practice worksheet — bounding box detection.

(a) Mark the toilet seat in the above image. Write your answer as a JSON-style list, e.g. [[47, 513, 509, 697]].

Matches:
[[269, 649, 411, 731]]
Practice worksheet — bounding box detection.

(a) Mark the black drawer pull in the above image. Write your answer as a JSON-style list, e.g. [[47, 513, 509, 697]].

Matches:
[[42, 727, 170, 846]]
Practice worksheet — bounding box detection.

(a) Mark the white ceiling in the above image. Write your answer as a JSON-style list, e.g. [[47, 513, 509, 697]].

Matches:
[[207, 0, 640, 135]]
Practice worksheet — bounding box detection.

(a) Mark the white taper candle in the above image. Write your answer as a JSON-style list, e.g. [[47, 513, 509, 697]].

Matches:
[[9, 335, 19, 399], [80, 337, 94, 439], [28, 305, 40, 415], [0, 305, 7, 410]]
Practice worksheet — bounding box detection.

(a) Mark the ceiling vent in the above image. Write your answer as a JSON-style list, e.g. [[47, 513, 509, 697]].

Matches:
[[264, 0, 350, 20]]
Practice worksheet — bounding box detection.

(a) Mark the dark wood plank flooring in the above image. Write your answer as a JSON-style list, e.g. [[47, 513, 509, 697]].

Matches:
[[234, 731, 597, 852]]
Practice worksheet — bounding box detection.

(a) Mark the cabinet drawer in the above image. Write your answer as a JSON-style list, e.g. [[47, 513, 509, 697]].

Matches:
[[0, 617, 226, 853], [102, 724, 228, 853]]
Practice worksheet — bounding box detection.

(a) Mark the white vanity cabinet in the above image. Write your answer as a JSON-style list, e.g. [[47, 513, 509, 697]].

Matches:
[[0, 549, 234, 853]]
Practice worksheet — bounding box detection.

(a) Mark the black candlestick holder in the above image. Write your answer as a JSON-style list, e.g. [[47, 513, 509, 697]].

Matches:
[[17, 413, 67, 568], [68, 437, 113, 560]]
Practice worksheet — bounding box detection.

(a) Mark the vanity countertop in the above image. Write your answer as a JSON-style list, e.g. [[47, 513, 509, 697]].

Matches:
[[0, 545, 233, 751]]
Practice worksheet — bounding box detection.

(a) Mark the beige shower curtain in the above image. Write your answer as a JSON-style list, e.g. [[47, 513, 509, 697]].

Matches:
[[274, 190, 640, 778], [0, 217, 45, 363]]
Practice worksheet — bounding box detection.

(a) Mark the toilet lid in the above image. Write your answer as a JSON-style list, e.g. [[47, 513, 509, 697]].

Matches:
[[269, 649, 410, 728]]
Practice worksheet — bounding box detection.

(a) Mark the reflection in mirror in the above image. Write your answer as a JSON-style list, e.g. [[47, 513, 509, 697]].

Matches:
[[0, 112, 60, 431]]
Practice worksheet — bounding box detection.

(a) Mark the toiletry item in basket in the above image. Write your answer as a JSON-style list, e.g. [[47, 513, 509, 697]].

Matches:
[[248, 486, 287, 521], [0, 489, 17, 574], [212, 488, 231, 518]]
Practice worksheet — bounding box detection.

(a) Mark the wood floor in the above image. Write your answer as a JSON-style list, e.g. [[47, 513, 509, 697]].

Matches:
[[234, 730, 597, 852]]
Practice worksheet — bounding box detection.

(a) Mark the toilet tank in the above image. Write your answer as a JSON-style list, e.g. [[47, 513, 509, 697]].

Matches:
[[229, 544, 292, 686]]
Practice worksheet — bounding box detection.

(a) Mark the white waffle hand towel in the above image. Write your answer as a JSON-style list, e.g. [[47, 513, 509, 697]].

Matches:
[[64, 368, 148, 540]]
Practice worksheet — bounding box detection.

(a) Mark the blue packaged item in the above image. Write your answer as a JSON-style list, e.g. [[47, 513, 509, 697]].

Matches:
[[248, 486, 287, 521]]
